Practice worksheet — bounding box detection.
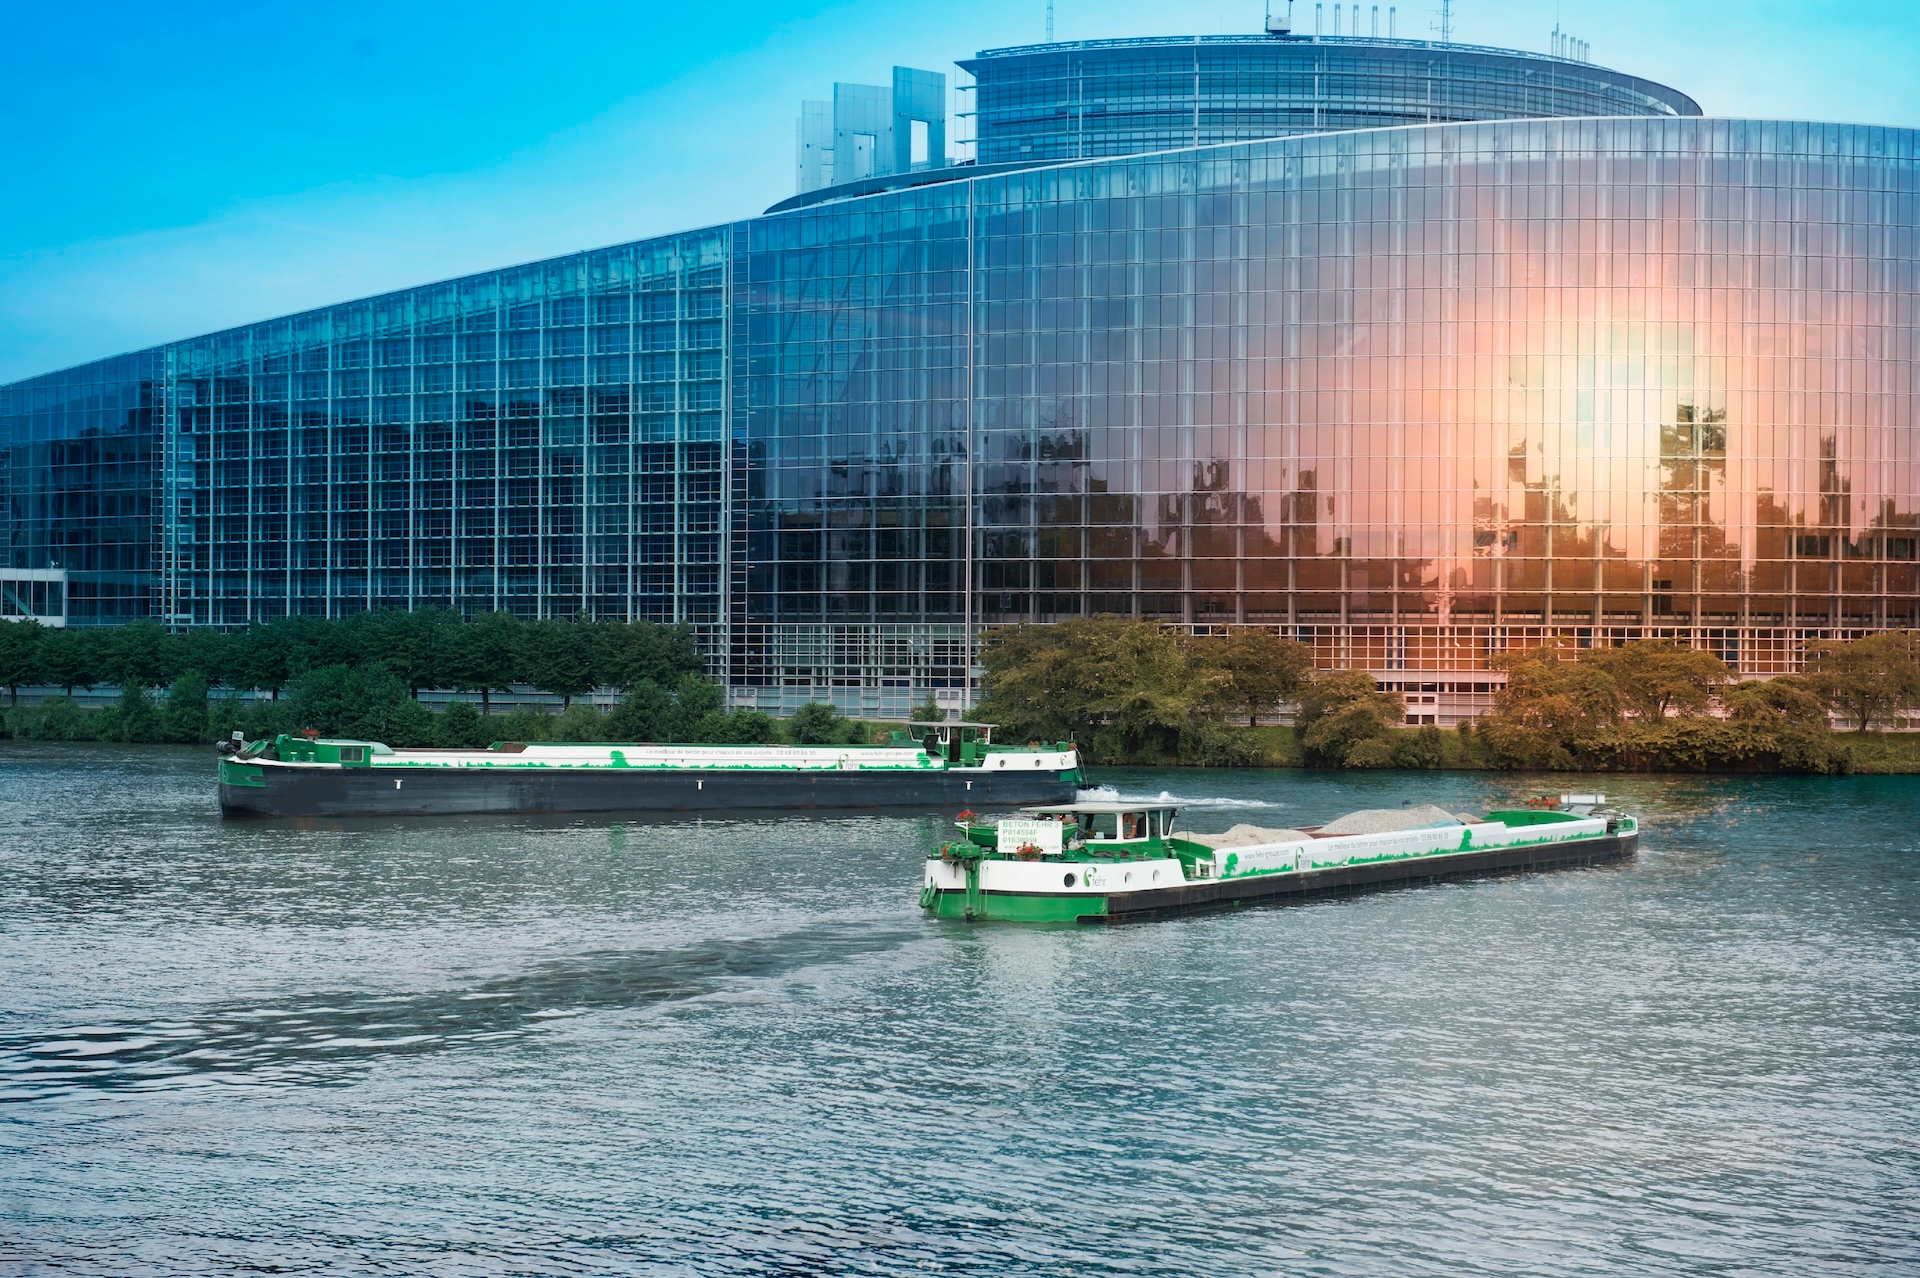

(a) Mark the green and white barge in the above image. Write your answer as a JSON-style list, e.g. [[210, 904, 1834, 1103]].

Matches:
[[219, 721, 1082, 818], [920, 796, 1637, 923]]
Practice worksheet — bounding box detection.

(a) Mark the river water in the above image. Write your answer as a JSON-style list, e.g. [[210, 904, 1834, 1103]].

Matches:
[[1, 744, 1916, 1275]]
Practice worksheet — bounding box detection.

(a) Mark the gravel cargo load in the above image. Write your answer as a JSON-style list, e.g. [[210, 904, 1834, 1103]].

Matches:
[[1316, 804, 1465, 837], [1173, 823, 1313, 849]]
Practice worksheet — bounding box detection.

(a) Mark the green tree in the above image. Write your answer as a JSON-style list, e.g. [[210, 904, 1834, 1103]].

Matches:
[[1583, 639, 1730, 723], [374, 608, 457, 697], [1722, 674, 1847, 772], [593, 620, 703, 691], [606, 679, 673, 742], [977, 618, 1222, 762], [1477, 647, 1622, 769], [0, 619, 45, 705], [1196, 628, 1314, 726], [228, 622, 296, 700], [313, 613, 372, 670], [1805, 631, 1920, 731], [786, 701, 861, 745], [287, 662, 432, 745], [104, 619, 174, 691], [431, 700, 492, 749], [665, 673, 726, 741], [172, 628, 231, 691], [1293, 669, 1403, 768], [160, 672, 210, 744], [36, 628, 100, 696], [447, 611, 523, 715], [523, 618, 597, 709], [908, 693, 943, 723], [105, 683, 162, 743], [1725, 673, 1827, 727]]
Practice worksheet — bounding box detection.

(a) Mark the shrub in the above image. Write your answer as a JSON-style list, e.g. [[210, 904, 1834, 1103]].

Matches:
[[552, 702, 609, 742], [493, 708, 555, 743], [606, 680, 672, 742], [1176, 721, 1272, 768], [1390, 724, 1446, 769], [207, 697, 296, 744], [286, 663, 432, 746], [785, 701, 861, 745], [161, 673, 210, 744], [98, 685, 162, 744], [1295, 671, 1403, 767], [4, 697, 95, 741], [432, 700, 492, 749], [692, 709, 778, 745]]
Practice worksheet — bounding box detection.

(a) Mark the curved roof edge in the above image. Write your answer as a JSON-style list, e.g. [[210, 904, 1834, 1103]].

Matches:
[[971, 32, 1663, 71], [766, 112, 1913, 219]]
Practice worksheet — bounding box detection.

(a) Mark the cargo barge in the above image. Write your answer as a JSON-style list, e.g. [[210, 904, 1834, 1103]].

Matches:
[[218, 722, 1081, 818], [920, 795, 1637, 923]]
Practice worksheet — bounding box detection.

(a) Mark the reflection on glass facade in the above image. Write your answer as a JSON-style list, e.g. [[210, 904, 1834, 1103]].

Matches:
[[738, 117, 1920, 703], [5, 234, 732, 637], [3, 37, 1917, 713], [0, 352, 160, 624], [960, 36, 1698, 164]]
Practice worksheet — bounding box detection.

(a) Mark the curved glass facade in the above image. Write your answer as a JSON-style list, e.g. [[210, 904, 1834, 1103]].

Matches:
[[3, 40, 1915, 714], [736, 117, 1920, 703], [960, 36, 1698, 165]]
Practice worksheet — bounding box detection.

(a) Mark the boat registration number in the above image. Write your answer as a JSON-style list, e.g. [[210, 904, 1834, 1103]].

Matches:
[[997, 818, 1064, 857]]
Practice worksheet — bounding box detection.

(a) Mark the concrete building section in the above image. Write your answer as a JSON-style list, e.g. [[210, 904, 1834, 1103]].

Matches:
[[0, 568, 69, 627]]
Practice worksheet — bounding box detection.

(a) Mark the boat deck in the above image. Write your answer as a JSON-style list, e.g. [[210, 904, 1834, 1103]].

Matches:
[[1094, 829, 1637, 923]]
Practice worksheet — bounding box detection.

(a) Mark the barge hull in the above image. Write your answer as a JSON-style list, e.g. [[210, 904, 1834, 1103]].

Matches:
[[1096, 831, 1638, 923], [219, 765, 1078, 818]]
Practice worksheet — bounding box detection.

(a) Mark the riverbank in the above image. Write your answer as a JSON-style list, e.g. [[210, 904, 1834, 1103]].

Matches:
[[12, 698, 1914, 774], [1148, 724, 1920, 774]]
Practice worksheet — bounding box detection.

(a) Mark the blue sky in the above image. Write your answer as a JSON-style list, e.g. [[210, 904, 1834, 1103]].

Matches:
[[3, 0, 1915, 383]]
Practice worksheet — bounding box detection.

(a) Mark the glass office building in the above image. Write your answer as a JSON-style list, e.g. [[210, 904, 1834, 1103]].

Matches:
[[4, 34, 1917, 717]]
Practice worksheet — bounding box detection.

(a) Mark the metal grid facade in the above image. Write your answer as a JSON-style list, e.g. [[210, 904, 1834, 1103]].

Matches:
[[138, 231, 733, 649], [733, 118, 1919, 695]]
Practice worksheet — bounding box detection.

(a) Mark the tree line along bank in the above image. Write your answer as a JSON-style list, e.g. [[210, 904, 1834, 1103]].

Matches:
[[0, 612, 875, 749], [975, 620, 1920, 774], [1, 612, 1917, 772]]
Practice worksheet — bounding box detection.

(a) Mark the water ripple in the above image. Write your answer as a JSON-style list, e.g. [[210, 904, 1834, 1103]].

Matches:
[[2, 746, 1917, 1275], [0, 926, 917, 1100]]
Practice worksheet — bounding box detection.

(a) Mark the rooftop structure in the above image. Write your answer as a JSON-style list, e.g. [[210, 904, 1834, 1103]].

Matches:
[[796, 66, 948, 194], [960, 34, 1699, 166]]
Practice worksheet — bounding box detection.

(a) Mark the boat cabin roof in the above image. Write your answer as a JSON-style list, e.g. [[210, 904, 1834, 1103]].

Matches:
[[908, 721, 998, 729], [1024, 801, 1176, 816]]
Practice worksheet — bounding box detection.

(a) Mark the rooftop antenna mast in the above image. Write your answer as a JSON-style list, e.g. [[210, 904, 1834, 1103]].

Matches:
[[1046, 0, 1054, 41], [1439, 0, 1452, 42]]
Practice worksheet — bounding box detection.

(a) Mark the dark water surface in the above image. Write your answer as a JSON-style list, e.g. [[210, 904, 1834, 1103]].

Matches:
[[2, 745, 1916, 1275]]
